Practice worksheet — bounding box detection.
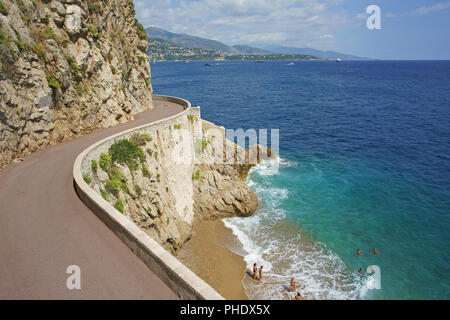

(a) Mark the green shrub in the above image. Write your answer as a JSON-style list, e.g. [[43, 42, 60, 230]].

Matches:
[[142, 166, 151, 178], [76, 83, 88, 95], [99, 152, 112, 171], [174, 123, 181, 129], [138, 56, 146, 64], [83, 174, 92, 185], [146, 148, 153, 156], [134, 184, 142, 197], [30, 42, 44, 58], [41, 16, 49, 24], [87, 25, 97, 37], [154, 151, 158, 160], [166, 217, 170, 224], [130, 133, 152, 146], [46, 75, 61, 90], [101, 190, 108, 200], [105, 173, 128, 197], [21, 15, 31, 23], [201, 139, 209, 151], [66, 56, 81, 74], [192, 169, 201, 180], [136, 21, 147, 40], [13, 40, 25, 51], [0, 2, 8, 15], [109, 139, 145, 170], [110, 65, 117, 74], [114, 199, 124, 213], [187, 114, 195, 123], [91, 160, 98, 173], [0, 30, 10, 47], [42, 27, 56, 40], [156, 173, 161, 182], [108, 53, 113, 62]]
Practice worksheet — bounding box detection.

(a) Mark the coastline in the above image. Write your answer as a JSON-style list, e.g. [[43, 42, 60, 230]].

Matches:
[[178, 219, 249, 300]]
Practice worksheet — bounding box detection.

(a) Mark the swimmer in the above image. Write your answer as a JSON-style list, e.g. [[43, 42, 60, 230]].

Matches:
[[368, 265, 376, 274], [295, 292, 303, 300], [259, 266, 263, 282], [358, 268, 364, 275], [253, 263, 258, 280], [370, 248, 380, 255], [357, 249, 362, 256], [290, 277, 296, 292]]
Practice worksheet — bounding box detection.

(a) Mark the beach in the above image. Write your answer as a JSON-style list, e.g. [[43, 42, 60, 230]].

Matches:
[[178, 219, 249, 300]]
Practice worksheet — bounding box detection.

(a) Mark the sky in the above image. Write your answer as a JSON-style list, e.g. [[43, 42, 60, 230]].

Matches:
[[135, 0, 450, 60]]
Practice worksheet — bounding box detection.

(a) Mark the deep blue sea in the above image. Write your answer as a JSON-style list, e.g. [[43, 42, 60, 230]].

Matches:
[[151, 60, 450, 300]]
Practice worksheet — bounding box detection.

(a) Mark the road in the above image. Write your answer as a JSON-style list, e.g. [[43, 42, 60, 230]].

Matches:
[[0, 100, 184, 299]]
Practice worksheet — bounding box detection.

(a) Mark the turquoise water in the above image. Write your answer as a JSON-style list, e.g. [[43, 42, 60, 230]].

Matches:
[[151, 60, 450, 299]]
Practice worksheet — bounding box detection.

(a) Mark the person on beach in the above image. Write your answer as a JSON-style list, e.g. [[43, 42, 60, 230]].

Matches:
[[358, 268, 364, 275], [259, 266, 263, 282], [370, 248, 380, 255], [357, 249, 362, 256], [294, 292, 303, 300], [290, 277, 296, 292], [253, 263, 258, 280]]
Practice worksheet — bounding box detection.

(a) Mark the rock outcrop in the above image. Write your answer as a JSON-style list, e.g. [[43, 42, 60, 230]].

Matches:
[[0, 0, 152, 169], [193, 120, 275, 221]]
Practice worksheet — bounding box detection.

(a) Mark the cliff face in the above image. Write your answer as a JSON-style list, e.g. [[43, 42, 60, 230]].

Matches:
[[0, 0, 152, 169]]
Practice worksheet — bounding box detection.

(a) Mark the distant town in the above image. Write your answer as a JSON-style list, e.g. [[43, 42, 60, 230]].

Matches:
[[147, 38, 319, 62]]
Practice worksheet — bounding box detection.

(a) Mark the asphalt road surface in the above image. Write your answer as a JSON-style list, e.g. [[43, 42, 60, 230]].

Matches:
[[0, 100, 184, 299]]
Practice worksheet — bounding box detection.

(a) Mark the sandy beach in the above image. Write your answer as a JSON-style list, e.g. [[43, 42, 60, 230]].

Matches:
[[178, 219, 249, 300]]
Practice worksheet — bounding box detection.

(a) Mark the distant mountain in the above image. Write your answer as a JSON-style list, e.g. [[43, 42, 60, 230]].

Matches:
[[145, 27, 367, 60], [258, 45, 370, 60], [232, 45, 273, 55], [146, 27, 240, 54], [146, 27, 272, 56]]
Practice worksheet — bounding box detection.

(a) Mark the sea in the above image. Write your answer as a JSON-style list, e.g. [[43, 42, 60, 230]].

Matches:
[[151, 60, 450, 300]]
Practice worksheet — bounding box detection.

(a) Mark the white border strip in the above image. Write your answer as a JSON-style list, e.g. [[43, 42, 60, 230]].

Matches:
[[73, 95, 224, 300]]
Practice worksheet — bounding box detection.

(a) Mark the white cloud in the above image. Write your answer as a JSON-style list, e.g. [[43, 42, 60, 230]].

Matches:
[[134, 0, 360, 49]]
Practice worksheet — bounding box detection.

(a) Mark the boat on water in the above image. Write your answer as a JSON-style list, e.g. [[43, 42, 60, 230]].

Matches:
[[336, 58, 342, 62], [255, 60, 263, 63], [204, 63, 212, 66], [288, 62, 295, 65]]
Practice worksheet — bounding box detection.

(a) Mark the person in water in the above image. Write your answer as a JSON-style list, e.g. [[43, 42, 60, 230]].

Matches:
[[358, 268, 364, 275], [295, 292, 303, 300], [259, 266, 263, 282], [370, 248, 380, 255], [357, 249, 362, 256], [253, 263, 258, 280], [368, 265, 376, 274], [290, 277, 296, 292]]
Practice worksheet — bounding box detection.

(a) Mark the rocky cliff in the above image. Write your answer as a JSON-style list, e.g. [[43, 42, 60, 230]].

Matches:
[[0, 0, 152, 169]]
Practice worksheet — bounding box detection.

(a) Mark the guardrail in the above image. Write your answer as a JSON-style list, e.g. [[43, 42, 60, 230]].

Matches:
[[73, 94, 224, 300]]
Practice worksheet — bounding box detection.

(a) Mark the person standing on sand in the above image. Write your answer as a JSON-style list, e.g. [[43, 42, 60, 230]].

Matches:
[[259, 266, 263, 282], [294, 292, 303, 300], [253, 263, 258, 280], [290, 277, 296, 292]]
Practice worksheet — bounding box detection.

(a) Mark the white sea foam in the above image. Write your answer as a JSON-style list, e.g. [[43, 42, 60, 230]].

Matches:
[[223, 158, 368, 300]]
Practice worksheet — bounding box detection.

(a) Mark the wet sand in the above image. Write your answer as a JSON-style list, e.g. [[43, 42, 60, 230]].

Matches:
[[178, 219, 249, 300]]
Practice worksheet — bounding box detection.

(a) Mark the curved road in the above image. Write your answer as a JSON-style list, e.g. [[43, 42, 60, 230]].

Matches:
[[0, 100, 184, 299]]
